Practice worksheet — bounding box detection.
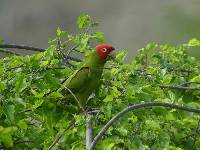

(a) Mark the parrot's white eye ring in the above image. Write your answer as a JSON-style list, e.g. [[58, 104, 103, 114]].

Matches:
[[102, 48, 107, 53]]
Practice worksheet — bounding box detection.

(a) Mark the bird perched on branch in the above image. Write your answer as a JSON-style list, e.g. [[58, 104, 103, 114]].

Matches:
[[58, 43, 116, 109]]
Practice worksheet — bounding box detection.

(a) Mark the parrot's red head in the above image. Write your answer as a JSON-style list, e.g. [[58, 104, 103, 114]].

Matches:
[[96, 43, 115, 61]]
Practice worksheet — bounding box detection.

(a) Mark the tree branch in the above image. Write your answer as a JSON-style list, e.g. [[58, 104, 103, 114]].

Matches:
[[159, 85, 200, 90], [89, 102, 200, 150], [159, 82, 200, 90], [86, 115, 93, 149], [0, 44, 44, 52], [0, 44, 82, 62], [14, 140, 33, 145], [0, 48, 21, 55], [180, 82, 200, 86]]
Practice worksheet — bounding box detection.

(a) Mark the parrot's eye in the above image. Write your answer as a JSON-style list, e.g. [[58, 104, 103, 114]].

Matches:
[[102, 48, 107, 53]]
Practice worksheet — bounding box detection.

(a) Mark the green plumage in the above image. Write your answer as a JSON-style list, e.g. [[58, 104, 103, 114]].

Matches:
[[58, 51, 106, 107]]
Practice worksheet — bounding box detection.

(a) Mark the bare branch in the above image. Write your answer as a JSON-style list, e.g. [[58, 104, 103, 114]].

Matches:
[[180, 82, 200, 86], [167, 67, 192, 73], [66, 44, 80, 57], [0, 44, 82, 62], [0, 44, 45, 52], [0, 48, 21, 55], [89, 102, 200, 150], [160, 82, 200, 91], [14, 140, 33, 145], [159, 85, 200, 90], [86, 115, 93, 149]]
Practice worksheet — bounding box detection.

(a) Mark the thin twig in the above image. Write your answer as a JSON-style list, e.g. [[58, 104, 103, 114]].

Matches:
[[48, 120, 75, 150], [65, 25, 90, 57], [14, 140, 33, 145], [63, 86, 86, 114], [67, 56, 82, 62], [89, 102, 200, 150], [167, 67, 192, 73], [57, 38, 74, 67], [66, 44, 80, 57], [17, 108, 32, 114]]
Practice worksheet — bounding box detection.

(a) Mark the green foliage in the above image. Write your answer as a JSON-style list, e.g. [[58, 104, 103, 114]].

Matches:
[[0, 14, 200, 149], [77, 14, 91, 29]]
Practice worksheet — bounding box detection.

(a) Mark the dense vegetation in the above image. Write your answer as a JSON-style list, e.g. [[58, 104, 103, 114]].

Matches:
[[0, 15, 200, 149]]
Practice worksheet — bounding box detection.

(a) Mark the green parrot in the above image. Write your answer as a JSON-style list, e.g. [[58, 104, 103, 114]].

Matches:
[[57, 43, 115, 108]]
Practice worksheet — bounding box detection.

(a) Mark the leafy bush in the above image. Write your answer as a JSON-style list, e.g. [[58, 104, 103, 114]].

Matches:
[[0, 14, 200, 149]]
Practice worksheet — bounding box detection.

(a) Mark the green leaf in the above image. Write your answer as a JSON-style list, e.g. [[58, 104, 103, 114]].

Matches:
[[0, 82, 5, 92], [48, 91, 64, 98], [190, 75, 200, 82], [111, 86, 121, 97], [103, 71, 112, 80], [4, 105, 15, 123], [77, 14, 91, 29], [115, 51, 126, 63], [188, 38, 200, 46], [0, 67, 4, 76], [17, 119, 28, 130], [40, 60, 49, 67], [31, 89, 44, 98], [103, 95, 113, 103], [162, 74, 173, 84], [15, 74, 28, 94], [92, 32, 105, 42], [166, 112, 176, 121], [128, 116, 138, 124], [145, 120, 160, 130], [145, 42, 158, 51], [56, 27, 67, 38], [32, 98, 44, 109], [0, 126, 17, 148], [14, 97, 26, 106], [117, 127, 128, 136]]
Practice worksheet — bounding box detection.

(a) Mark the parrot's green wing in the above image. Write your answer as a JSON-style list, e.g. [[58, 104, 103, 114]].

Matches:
[[59, 67, 90, 94]]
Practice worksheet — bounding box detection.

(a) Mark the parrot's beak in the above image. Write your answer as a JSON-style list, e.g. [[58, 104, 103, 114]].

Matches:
[[108, 47, 116, 59]]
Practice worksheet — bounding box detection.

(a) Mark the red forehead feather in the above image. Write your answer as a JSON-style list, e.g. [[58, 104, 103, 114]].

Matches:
[[96, 43, 114, 60]]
